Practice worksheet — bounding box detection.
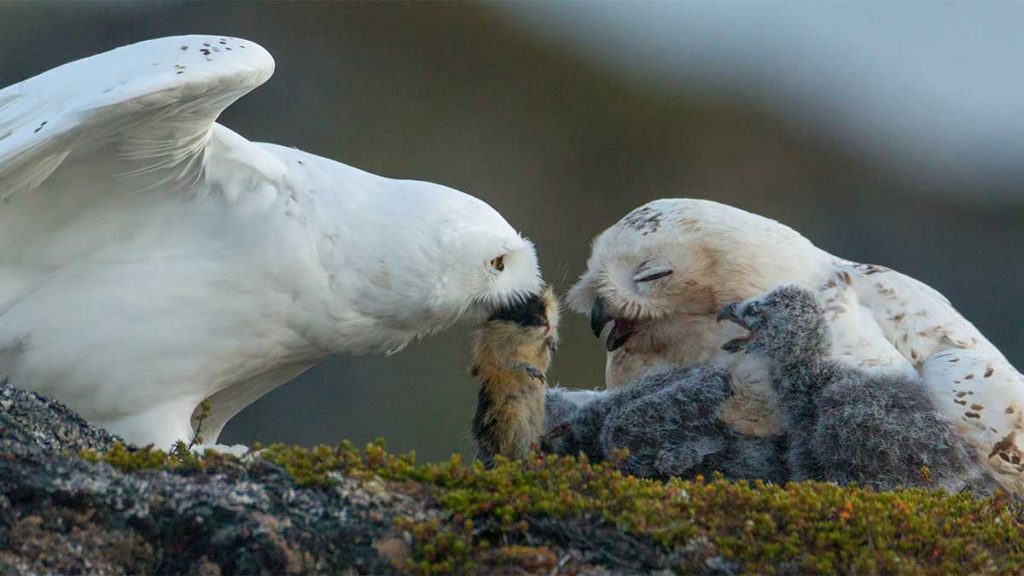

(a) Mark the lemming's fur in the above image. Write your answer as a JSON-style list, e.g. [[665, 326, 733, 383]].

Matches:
[[722, 285, 991, 491], [542, 367, 787, 482], [470, 287, 559, 467]]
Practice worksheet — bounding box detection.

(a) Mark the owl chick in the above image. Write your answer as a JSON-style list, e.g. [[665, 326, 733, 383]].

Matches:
[[719, 285, 992, 492], [597, 366, 787, 481], [542, 366, 786, 482], [542, 386, 612, 461], [470, 287, 559, 467]]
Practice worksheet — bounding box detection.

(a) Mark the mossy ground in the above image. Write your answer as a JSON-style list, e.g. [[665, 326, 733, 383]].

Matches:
[[84, 441, 1024, 575]]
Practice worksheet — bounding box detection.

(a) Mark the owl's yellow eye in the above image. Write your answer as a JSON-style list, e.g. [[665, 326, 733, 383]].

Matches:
[[490, 256, 505, 271]]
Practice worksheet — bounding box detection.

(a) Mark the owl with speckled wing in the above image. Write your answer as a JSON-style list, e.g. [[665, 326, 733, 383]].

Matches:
[[569, 199, 1024, 494]]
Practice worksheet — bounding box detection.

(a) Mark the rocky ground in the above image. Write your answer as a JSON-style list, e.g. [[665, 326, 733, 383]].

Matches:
[[0, 382, 412, 574], [4, 379, 1024, 575], [0, 381, 700, 574]]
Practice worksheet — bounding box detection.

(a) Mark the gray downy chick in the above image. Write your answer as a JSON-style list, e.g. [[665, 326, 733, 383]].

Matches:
[[719, 285, 992, 492], [542, 386, 612, 461], [543, 367, 787, 482], [598, 366, 787, 481]]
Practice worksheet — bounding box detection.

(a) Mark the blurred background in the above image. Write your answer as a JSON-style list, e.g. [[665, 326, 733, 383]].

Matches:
[[2, 2, 1021, 461]]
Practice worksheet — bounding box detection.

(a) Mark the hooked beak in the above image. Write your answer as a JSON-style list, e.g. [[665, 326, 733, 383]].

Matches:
[[590, 297, 637, 352], [717, 302, 750, 353], [716, 303, 742, 326], [590, 297, 610, 337]]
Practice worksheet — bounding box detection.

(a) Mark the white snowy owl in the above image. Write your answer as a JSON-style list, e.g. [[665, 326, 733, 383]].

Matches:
[[569, 198, 1024, 494], [0, 36, 541, 449]]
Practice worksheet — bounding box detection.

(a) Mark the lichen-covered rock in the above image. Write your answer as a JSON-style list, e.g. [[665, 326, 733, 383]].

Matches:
[[0, 379, 119, 453], [4, 379, 1024, 575], [0, 381, 695, 575], [0, 381, 404, 574]]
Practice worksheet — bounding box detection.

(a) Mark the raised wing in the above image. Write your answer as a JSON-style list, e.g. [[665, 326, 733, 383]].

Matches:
[[0, 35, 274, 267]]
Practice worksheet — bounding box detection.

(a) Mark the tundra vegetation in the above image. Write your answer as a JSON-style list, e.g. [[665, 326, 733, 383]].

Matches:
[[4, 381, 1024, 575]]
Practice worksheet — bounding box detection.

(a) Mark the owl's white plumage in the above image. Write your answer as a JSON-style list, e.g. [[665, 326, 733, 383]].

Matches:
[[570, 198, 1024, 493], [0, 36, 541, 448], [921, 351, 1024, 492]]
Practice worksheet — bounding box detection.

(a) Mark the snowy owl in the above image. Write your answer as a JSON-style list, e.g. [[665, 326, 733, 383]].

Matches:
[[569, 198, 1024, 494], [0, 36, 542, 449]]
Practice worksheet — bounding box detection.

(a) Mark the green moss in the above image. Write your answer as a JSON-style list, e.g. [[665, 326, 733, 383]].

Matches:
[[80, 440, 1024, 574], [260, 441, 1024, 575]]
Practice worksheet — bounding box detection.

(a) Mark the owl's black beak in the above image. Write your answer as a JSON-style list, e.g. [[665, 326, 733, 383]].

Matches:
[[590, 297, 610, 338], [490, 292, 545, 326], [590, 297, 636, 352]]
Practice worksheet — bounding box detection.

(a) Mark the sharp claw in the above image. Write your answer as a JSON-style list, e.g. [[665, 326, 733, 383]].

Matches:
[[518, 363, 546, 384]]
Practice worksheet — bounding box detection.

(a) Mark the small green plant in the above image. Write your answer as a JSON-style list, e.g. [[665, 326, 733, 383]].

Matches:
[[80, 442, 208, 471], [80, 442, 171, 472], [394, 516, 476, 575], [187, 398, 212, 450], [261, 441, 1024, 575]]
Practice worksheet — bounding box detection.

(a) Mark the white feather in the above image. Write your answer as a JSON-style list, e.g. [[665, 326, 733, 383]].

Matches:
[[0, 36, 541, 448], [922, 350, 1024, 494]]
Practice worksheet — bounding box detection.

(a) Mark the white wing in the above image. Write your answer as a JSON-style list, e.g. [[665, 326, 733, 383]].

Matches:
[[817, 266, 915, 377], [818, 262, 1005, 373], [923, 349, 1024, 494], [820, 261, 1023, 492], [842, 262, 1004, 366], [0, 35, 273, 276]]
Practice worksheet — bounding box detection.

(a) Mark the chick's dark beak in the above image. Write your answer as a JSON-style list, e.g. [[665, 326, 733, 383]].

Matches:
[[718, 302, 751, 353], [717, 303, 742, 325]]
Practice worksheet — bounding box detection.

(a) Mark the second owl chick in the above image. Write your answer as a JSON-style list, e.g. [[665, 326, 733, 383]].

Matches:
[[470, 287, 559, 467], [597, 365, 788, 481], [720, 285, 991, 492], [541, 367, 787, 482]]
